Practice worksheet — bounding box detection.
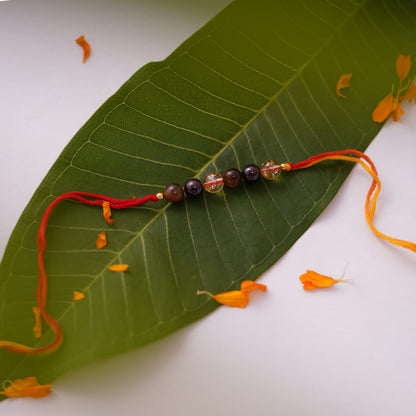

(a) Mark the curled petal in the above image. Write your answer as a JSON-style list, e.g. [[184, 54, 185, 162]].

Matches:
[[213, 290, 250, 308], [372, 93, 394, 123], [399, 83, 416, 103], [0, 377, 52, 398], [392, 98, 404, 122], [108, 264, 129, 272], [302, 281, 318, 291], [396, 55, 411, 82], [102, 201, 114, 225], [336, 73, 352, 98], [300, 270, 350, 290], [75, 35, 91, 63], [197, 280, 267, 308], [96, 231, 107, 249], [240, 280, 267, 293], [73, 291, 85, 301], [300, 270, 336, 290]]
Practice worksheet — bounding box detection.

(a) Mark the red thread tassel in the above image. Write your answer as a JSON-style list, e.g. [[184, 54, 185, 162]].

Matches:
[[0, 192, 159, 354]]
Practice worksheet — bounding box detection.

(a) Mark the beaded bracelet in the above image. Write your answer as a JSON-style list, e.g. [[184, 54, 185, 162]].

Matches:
[[160, 159, 286, 203], [1, 148, 415, 356]]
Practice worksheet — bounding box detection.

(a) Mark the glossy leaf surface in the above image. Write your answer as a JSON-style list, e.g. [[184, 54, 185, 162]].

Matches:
[[1, 0, 416, 385]]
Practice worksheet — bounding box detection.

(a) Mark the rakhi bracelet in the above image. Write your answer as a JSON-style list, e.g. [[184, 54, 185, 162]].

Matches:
[[1, 148, 415, 356], [162, 148, 415, 252], [160, 159, 287, 202]]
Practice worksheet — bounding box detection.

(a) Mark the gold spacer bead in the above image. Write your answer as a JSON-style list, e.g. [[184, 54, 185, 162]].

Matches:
[[156, 192, 164, 200]]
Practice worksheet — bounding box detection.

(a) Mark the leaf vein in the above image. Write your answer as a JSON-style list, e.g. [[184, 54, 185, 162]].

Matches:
[[122, 102, 225, 145], [185, 52, 271, 100], [147, 79, 244, 127]]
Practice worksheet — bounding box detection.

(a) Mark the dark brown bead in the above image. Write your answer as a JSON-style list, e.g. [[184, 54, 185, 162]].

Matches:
[[163, 183, 184, 203], [242, 164, 261, 183], [184, 178, 203, 198], [223, 168, 242, 188]]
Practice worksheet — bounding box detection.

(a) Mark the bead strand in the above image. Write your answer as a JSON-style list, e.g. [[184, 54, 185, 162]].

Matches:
[[162, 159, 285, 203]]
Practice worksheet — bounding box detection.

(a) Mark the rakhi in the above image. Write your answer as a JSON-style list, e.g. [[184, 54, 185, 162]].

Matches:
[[0, 148, 415, 356]]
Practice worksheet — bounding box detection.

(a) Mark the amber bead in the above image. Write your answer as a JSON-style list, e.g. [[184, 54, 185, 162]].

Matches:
[[163, 183, 184, 203], [261, 160, 281, 180], [223, 168, 242, 188], [242, 164, 261, 183], [184, 178, 203, 198], [203, 172, 224, 193]]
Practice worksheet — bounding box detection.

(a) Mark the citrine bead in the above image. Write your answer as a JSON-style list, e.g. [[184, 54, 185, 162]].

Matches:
[[203, 172, 224, 193], [242, 164, 261, 183], [261, 160, 281, 180], [223, 168, 242, 188], [163, 183, 184, 203], [184, 178, 203, 198]]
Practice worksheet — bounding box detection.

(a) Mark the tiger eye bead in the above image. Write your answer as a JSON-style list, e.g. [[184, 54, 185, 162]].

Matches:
[[223, 168, 242, 188], [163, 183, 184, 203], [242, 164, 261, 183], [184, 178, 203, 198], [261, 160, 282, 180], [203, 172, 224, 193]]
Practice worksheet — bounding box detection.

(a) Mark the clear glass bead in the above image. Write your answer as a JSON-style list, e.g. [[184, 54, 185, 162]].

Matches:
[[203, 172, 224, 193], [260, 160, 281, 180]]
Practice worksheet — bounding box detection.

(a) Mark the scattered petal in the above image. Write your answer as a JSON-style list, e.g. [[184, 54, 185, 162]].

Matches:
[[399, 83, 416, 103], [392, 97, 404, 122], [108, 264, 129, 272], [0, 377, 52, 399], [197, 280, 267, 308], [102, 201, 114, 225], [32, 306, 42, 339], [212, 290, 250, 308], [396, 55, 411, 82], [96, 231, 107, 249], [336, 73, 352, 98], [372, 92, 394, 123], [240, 280, 267, 293], [300, 270, 349, 290], [75, 35, 91, 63], [73, 291, 85, 301]]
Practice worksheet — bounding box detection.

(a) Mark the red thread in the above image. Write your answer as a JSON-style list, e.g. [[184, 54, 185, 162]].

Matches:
[[290, 149, 377, 173], [290, 150, 415, 252], [1, 192, 159, 354]]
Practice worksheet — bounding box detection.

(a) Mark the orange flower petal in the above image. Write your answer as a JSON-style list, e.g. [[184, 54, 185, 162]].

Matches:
[[197, 280, 267, 308], [73, 291, 85, 301], [396, 55, 411, 82], [300, 270, 350, 290], [108, 264, 129, 272], [399, 83, 416, 103], [372, 93, 394, 123], [75, 35, 91, 63], [240, 280, 267, 293], [32, 306, 42, 339], [302, 282, 318, 291], [0, 377, 52, 398], [96, 231, 107, 249], [102, 201, 114, 225], [213, 290, 250, 308], [299, 270, 337, 290], [336, 73, 352, 98], [392, 99, 404, 122]]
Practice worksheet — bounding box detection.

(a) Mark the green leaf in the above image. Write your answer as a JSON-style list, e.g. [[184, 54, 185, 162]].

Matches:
[[1, 0, 416, 386]]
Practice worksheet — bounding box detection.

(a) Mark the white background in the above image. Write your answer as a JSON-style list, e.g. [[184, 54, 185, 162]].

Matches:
[[1, 1, 416, 415]]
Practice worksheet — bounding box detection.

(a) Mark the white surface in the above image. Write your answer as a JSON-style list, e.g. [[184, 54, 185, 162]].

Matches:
[[1, 1, 416, 415]]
